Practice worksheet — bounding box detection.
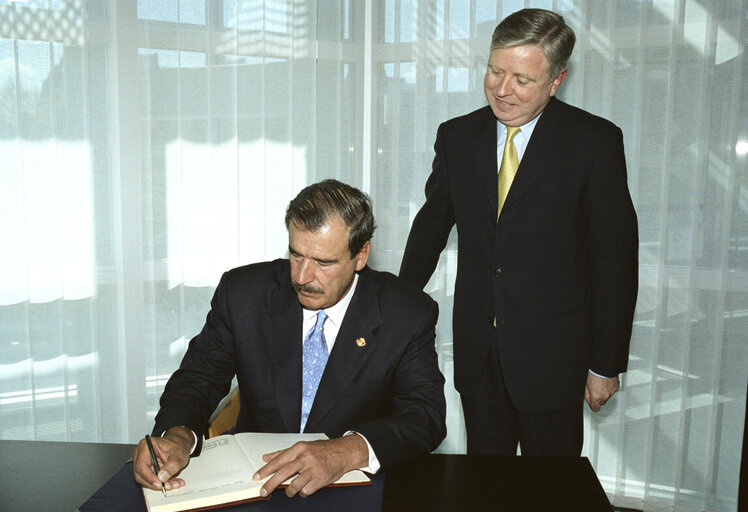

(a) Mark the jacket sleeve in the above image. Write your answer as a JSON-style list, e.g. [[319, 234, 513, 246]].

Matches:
[[585, 126, 639, 376], [152, 271, 237, 454], [399, 123, 456, 288]]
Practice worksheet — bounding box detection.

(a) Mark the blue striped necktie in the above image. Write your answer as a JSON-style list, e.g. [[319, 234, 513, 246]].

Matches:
[[300, 310, 328, 432]]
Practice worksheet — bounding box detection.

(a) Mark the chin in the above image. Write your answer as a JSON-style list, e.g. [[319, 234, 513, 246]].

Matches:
[[490, 106, 512, 122], [297, 295, 322, 310]]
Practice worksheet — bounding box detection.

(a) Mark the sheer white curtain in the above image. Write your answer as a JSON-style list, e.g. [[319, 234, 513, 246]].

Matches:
[[0, 1, 745, 511], [0, 0, 361, 441]]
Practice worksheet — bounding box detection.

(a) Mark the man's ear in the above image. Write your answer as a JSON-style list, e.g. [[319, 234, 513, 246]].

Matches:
[[549, 68, 567, 96], [354, 241, 370, 271]]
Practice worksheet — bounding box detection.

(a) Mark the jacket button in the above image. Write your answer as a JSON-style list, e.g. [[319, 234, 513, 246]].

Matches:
[[494, 268, 503, 277]]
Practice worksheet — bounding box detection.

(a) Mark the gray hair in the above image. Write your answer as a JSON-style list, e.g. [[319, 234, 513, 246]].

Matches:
[[490, 8, 576, 81], [285, 179, 375, 258]]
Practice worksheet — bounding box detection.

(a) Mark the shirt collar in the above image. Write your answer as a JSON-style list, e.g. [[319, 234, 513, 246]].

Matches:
[[498, 111, 542, 140], [302, 272, 359, 329]]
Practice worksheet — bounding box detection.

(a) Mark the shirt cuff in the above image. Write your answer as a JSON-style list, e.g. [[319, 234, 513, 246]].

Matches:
[[161, 427, 198, 455], [588, 369, 614, 379], [343, 431, 380, 474]]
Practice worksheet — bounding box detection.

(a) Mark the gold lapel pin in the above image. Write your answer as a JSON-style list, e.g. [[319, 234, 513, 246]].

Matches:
[[355, 337, 366, 347]]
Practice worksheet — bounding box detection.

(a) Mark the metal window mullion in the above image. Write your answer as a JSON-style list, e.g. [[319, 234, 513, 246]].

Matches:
[[698, 9, 745, 511], [48, 36, 74, 442], [362, 0, 374, 193], [641, 1, 683, 507], [11, 31, 37, 440], [110, 0, 148, 443]]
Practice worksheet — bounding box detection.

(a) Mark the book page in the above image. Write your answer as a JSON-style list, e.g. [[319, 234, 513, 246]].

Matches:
[[143, 435, 262, 512]]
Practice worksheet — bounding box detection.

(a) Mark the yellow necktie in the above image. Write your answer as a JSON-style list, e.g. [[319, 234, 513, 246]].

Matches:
[[497, 126, 521, 221]]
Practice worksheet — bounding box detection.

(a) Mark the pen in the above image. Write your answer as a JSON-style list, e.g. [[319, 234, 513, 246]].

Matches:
[[145, 434, 167, 497]]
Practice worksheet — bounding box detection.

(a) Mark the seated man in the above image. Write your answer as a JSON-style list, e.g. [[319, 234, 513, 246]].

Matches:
[[132, 179, 447, 501]]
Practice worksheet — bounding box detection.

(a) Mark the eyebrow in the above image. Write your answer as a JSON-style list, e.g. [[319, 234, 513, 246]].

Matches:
[[288, 245, 338, 265], [488, 65, 535, 81]]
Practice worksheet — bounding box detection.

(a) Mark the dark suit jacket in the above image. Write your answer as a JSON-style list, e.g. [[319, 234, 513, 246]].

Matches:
[[400, 97, 638, 412], [153, 260, 446, 470]]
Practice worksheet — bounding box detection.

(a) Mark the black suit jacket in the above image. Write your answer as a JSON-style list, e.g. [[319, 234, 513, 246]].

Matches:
[[154, 260, 446, 470], [400, 97, 638, 412]]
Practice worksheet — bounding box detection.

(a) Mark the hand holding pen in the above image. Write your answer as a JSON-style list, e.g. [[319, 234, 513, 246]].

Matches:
[[145, 435, 167, 496], [132, 428, 193, 494]]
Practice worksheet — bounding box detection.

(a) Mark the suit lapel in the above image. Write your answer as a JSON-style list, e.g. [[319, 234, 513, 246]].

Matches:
[[304, 270, 381, 432], [502, 97, 564, 212], [267, 280, 304, 433], [474, 107, 500, 213]]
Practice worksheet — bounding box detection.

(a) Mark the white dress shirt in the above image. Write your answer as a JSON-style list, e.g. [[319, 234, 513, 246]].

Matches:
[[495, 114, 540, 166], [301, 273, 359, 354]]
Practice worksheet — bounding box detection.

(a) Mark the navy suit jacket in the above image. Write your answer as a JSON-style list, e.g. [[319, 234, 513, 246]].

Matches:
[[400, 97, 638, 412], [154, 260, 446, 470]]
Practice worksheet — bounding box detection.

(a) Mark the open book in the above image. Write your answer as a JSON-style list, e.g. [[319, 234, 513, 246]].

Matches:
[[142, 432, 371, 512]]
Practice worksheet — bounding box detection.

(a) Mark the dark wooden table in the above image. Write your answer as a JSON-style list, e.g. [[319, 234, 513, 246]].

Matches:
[[0, 440, 611, 511], [382, 453, 611, 511], [0, 440, 135, 512]]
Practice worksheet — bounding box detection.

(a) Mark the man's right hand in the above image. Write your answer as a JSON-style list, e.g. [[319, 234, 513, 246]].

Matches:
[[132, 426, 194, 491]]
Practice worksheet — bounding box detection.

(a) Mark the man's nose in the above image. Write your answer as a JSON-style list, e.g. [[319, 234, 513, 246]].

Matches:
[[295, 260, 314, 284], [495, 76, 511, 95]]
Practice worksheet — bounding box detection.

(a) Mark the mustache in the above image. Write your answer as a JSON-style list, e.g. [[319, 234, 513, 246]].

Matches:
[[292, 281, 324, 294]]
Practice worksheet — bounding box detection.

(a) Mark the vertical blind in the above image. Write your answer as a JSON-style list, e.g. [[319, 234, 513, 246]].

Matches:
[[0, 1, 745, 510]]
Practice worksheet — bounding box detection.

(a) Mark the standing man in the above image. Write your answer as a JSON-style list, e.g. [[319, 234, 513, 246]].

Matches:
[[131, 179, 446, 499], [400, 8, 638, 456]]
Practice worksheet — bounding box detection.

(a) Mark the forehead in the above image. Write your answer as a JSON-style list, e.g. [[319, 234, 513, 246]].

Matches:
[[288, 217, 350, 255], [489, 44, 549, 72]]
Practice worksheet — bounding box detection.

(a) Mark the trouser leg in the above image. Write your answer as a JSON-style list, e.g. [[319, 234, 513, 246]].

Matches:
[[460, 340, 584, 457]]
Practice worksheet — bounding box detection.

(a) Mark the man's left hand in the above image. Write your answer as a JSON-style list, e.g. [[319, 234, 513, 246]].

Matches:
[[252, 435, 369, 498], [585, 373, 620, 412]]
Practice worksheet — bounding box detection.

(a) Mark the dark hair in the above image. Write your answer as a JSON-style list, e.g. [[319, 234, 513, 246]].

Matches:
[[285, 179, 376, 258], [490, 8, 576, 81]]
